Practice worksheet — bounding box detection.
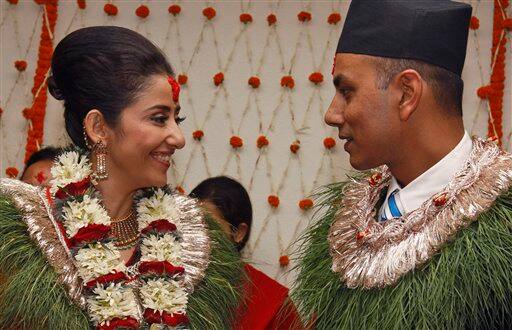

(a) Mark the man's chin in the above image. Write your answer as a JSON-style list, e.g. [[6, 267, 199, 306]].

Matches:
[[349, 157, 375, 171]]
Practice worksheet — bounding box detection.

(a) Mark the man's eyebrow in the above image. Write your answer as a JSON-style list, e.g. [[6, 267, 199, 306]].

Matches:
[[333, 73, 353, 88]]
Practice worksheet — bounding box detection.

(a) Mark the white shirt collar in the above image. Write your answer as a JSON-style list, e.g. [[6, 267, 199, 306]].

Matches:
[[383, 131, 473, 215]]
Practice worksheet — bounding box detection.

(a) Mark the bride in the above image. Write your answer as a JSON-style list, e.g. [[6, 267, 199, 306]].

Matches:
[[0, 26, 243, 329]]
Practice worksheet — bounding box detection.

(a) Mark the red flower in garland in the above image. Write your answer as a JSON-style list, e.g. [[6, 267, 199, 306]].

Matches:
[[268, 195, 280, 208], [55, 177, 91, 200], [280, 76, 295, 89], [240, 13, 253, 24], [139, 260, 185, 276], [230, 136, 243, 149], [141, 219, 177, 235], [192, 130, 204, 141], [136, 5, 150, 18], [203, 7, 216, 20], [257, 135, 269, 148], [298, 11, 312, 22], [85, 271, 128, 289], [7, 0, 18, 4], [176, 186, 185, 194], [368, 173, 382, 186], [327, 13, 341, 25], [5, 167, 19, 178], [323, 137, 336, 149], [177, 74, 188, 85], [248, 76, 261, 88], [69, 223, 110, 247], [279, 255, 290, 267], [502, 18, 512, 30], [76, 0, 85, 9], [477, 85, 492, 99], [299, 198, 314, 210], [168, 4, 181, 16], [144, 309, 189, 327], [14, 60, 27, 71], [469, 16, 480, 30], [290, 142, 300, 154], [433, 193, 448, 207], [267, 14, 277, 26], [98, 317, 139, 330], [33, 0, 45, 5], [213, 72, 224, 86], [104, 3, 118, 16], [0, 107, 4, 118], [309, 72, 324, 84]]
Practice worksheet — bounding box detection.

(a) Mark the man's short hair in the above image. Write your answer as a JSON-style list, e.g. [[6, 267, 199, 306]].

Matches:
[[371, 57, 464, 116], [21, 146, 62, 180]]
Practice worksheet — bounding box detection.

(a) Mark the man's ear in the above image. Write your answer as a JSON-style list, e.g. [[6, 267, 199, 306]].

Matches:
[[392, 69, 423, 121], [233, 222, 249, 244], [84, 110, 110, 145]]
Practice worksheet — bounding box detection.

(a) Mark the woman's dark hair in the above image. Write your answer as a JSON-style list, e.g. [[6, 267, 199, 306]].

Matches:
[[48, 26, 174, 148], [190, 176, 253, 251], [21, 146, 62, 179]]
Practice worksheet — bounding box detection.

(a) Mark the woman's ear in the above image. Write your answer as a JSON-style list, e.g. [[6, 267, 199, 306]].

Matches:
[[233, 222, 249, 244], [391, 69, 423, 121], [84, 110, 110, 145]]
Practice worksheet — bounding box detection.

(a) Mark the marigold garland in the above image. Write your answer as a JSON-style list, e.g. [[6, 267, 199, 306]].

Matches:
[[24, 0, 58, 163], [203, 7, 216, 20], [5, 167, 19, 178], [7, 0, 18, 4], [290, 142, 300, 154], [175, 186, 185, 194], [192, 130, 204, 141], [256, 135, 269, 148], [470, 16, 480, 30], [503, 18, 512, 29], [323, 137, 336, 149], [136, 5, 149, 18], [14, 60, 27, 72], [281, 76, 295, 89], [230, 136, 243, 149], [299, 198, 314, 210], [298, 11, 312, 22], [177, 74, 188, 85], [279, 255, 290, 267], [267, 195, 280, 208], [328, 13, 341, 25], [240, 13, 252, 24], [77, 0, 85, 9], [309, 72, 324, 85], [267, 14, 277, 26], [104, 3, 117, 16], [168, 4, 181, 15], [213, 72, 224, 86], [248, 76, 261, 89]]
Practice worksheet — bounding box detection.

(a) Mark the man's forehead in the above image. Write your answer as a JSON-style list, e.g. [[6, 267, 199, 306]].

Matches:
[[334, 53, 375, 79]]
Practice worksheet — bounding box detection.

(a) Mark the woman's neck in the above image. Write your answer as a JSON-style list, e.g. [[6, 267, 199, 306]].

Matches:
[[94, 176, 135, 219]]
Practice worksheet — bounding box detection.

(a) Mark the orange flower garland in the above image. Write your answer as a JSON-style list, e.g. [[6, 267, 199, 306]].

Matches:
[[136, 5, 149, 18], [290, 142, 300, 154], [176, 186, 185, 194], [267, 14, 277, 26], [104, 3, 118, 16], [5, 167, 19, 178], [248, 76, 260, 88], [203, 7, 216, 20], [279, 255, 290, 267], [192, 130, 204, 141], [77, 0, 85, 9], [230, 136, 243, 149], [470, 16, 480, 30], [24, 0, 58, 163], [177, 74, 188, 85], [299, 198, 314, 210], [213, 72, 224, 86], [168, 4, 181, 16], [503, 18, 512, 29], [298, 11, 312, 22], [309, 72, 324, 85], [256, 135, 269, 148], [267, 195, 280, 208], [328, 13, 341, 25], [280, 76, 295, 89], [323, 137, 336, 149], [240, 13, 252, 24], [14, 60, 27, 71]]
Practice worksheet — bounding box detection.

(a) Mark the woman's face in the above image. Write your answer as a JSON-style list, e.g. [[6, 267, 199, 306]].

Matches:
[[106, 74, 185, 190]]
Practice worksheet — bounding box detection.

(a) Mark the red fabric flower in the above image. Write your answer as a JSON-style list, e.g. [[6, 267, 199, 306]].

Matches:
[[168, 4, 181, 15], [230, 136, 243, 149], [177, 74, 188, 85], [168, 76, 180, 103], [70, 224, 111, 247], [298, 11, 312, 22], [176, 186, 185, 194], [279, 255, 290, 267], [477, 85, 492, 99], [136, 5, 150, 18], [86, 271, 128, 289], [267, 14, 277, 26], [502, 18, 512, 30], [139, 261, 185, 277], [280, 76, 295, 89], [327, 13, 341, 25], [309, 72, 324, 84], [256, 135, 269, 148], [192, 130, 204, 141], [323, 137, 336, 149], [469, 16, 479, 30], [55, 177, 91, 200], [141, 219, 177, 235], [299, 198, 313, 210], [213, 72, 224, 86], [248, 76, 261, 88], [77, 0, 86, 9], [97, 317, 139, 330], [144, 309, 189, 326], [104, 3, 118, 16], [5, 167, 19, 178], [240, 13, 253, 24], [15, 60, 27, 71], [268, 195, 280, 208], [290, 143, 300, 154], [203, 7, 216, 20], [7, 0, 18, 4]]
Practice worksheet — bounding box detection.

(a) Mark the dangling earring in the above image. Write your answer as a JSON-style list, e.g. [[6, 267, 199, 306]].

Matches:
[[91, 140, 108, 183]]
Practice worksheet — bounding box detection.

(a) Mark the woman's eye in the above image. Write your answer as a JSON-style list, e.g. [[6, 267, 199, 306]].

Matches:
[[175, 116, 186, 125], [151, 115, 169, 124]]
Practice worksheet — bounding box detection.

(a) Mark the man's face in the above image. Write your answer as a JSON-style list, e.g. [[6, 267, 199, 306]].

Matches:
[[21, 159, 54, 187], [325, 54, 400, 170]]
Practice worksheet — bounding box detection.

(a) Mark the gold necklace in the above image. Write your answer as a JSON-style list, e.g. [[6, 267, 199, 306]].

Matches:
[[110, 210, 139, 250]]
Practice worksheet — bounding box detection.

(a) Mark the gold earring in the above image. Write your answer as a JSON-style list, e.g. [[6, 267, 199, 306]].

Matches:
[[83, 125, 92, 150], [91, 140, 108, 183]]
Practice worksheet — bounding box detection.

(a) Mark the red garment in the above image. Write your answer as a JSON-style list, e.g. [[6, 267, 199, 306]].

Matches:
[[234, 264, 302, 330]]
